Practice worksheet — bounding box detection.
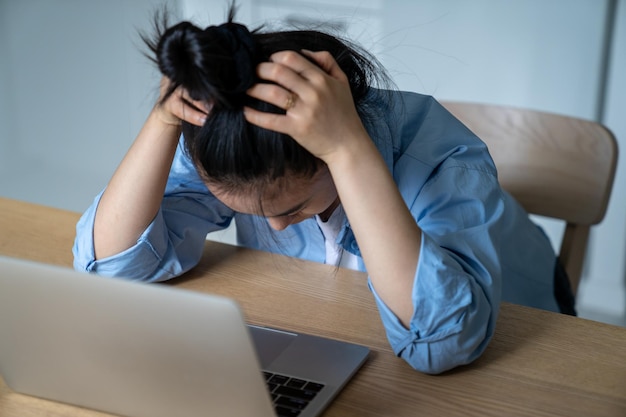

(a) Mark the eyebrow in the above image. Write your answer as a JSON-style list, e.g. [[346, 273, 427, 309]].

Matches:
[[270, 198, 311, 217]]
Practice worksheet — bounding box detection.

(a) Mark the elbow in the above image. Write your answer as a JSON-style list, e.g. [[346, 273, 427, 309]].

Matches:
[[399, 330, 492, 375], [72, 240, 188, 283], [397, 304, 497, 375]]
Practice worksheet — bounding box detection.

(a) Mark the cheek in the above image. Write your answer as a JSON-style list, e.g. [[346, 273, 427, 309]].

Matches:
[[301, 200, 329, 218], [316, 189, 339, 211]]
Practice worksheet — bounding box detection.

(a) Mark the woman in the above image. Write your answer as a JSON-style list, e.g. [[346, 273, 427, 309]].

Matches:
[[73, 9, 572, 374]]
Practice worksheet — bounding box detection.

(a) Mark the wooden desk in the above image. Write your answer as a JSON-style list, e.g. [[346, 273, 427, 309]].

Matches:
[[1, 197, 625, 417]]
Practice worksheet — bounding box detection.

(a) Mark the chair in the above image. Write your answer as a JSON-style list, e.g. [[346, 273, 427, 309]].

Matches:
[[440, 101, 618, 295]]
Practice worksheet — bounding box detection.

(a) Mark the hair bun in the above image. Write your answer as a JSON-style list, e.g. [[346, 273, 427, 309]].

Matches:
[[157, 20, 257, 106], [208, 22, 257, 94], [157, 22, 201, 82]]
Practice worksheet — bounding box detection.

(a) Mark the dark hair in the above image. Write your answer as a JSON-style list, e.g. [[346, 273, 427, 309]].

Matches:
[[142, 5, 387, 196]]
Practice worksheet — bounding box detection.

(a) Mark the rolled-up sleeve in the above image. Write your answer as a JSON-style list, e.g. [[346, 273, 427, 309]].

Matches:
[[370, 232, 497, 374], [73, 138, 234, 282], [373, 158, 503, 374]]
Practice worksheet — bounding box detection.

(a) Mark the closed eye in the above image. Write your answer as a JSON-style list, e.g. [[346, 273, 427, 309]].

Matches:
[[271, 199, 310, 218]]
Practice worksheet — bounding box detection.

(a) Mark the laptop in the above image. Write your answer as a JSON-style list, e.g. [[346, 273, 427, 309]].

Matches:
[[0, 256, 369, 417]]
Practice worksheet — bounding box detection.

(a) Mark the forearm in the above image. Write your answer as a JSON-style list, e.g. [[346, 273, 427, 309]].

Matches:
[[93, 110, 181, 259], [326, 135, 421, 328]]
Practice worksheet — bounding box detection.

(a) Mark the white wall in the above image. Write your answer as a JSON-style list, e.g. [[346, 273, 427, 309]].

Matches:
[[377, 0, 607, 119], [1, 0, 624, 325], [0, 0, 163, 211], [0, 2, 13, 171], [578, 0, 626, 324]]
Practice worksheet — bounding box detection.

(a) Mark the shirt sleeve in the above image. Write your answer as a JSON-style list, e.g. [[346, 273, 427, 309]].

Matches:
[[72, 138, 234, 282], [370, 157, 504, 374]]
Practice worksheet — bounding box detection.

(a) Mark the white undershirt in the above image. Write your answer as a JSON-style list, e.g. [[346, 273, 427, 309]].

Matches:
[[315, 204, 359, 270]]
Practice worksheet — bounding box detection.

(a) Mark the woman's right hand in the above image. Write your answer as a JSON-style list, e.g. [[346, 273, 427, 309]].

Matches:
[[154, 76, 210, 127]]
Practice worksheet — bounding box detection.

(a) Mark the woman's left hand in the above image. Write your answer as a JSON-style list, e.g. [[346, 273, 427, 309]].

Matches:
[[244, 50, 370, 164]]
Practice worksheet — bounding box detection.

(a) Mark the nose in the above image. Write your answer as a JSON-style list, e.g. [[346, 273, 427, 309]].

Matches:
[[267, 216, 293, 231]]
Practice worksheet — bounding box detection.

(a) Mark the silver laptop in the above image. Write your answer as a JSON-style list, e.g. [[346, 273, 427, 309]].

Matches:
[[0, 256, 369, 417]]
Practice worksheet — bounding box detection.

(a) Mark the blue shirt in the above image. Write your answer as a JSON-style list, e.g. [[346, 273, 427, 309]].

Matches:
[[73, 90, 559, 374]]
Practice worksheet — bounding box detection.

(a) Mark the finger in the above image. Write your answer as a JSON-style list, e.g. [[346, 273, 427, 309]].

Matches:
[[247, 83, 297, 112], [243, 106, 291, 135], [179, 105, 208, 126], [270, 50, 319, 73], [263, 50, 347, 96], [168, 99, 207, 126], [300, 49, 347, 80], [180, 89, 212, 114], [168, 90, 209, 126], [255, 60, 310, 96], [267, 50, 330, 84]]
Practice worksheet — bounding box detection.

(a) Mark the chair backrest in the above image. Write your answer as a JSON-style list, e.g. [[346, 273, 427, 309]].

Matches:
[[440, 101, 618, 295]]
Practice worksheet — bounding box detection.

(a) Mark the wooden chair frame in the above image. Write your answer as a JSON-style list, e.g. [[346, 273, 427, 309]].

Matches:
[[441, 101, 618, 295]]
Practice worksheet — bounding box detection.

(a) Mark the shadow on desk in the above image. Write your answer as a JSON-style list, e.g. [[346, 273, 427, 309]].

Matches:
[[470, 304, 552, 371]]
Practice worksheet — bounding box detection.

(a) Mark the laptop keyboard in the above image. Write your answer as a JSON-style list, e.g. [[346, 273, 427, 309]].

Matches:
[[263, 371, 325, 417]]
